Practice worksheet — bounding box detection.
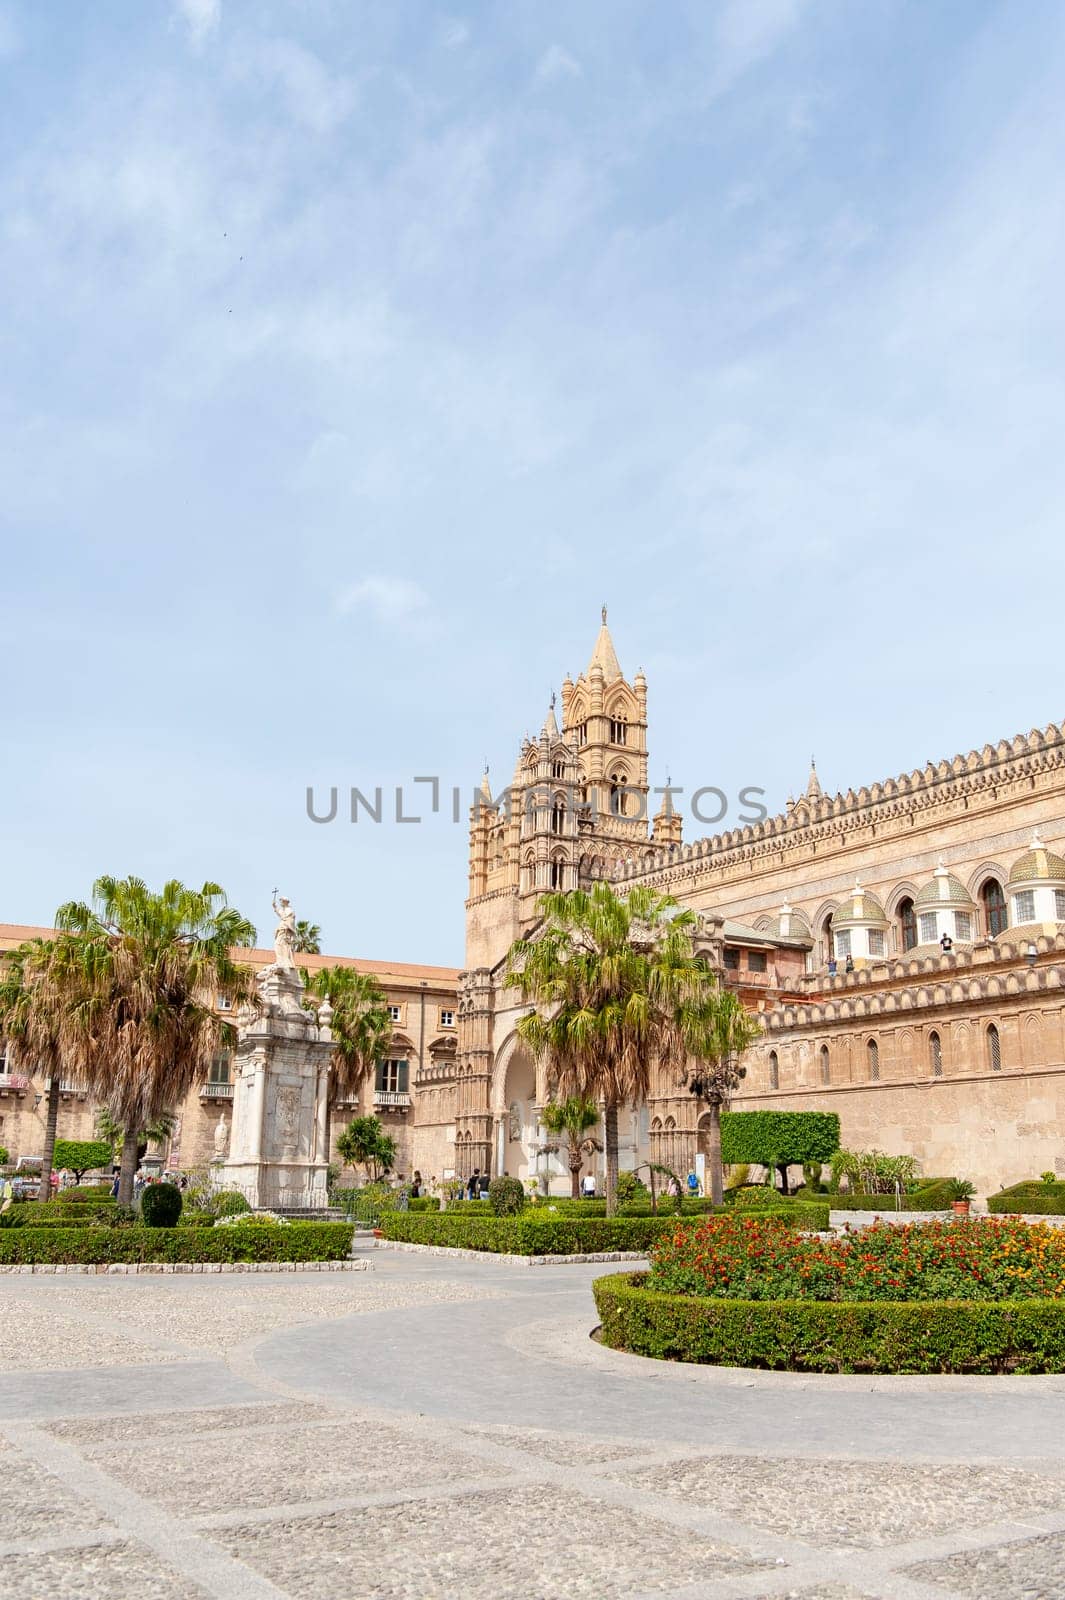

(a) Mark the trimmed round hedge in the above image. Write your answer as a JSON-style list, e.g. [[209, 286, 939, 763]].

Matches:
[[592, 1271, 1065, 1374]]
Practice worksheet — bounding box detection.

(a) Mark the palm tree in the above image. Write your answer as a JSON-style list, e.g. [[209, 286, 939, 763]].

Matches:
[[0, 937, 70, 1201], [56, 877, 257, 1206], [94, 1107, 177, 1168], [541, 1096, 602, 1198], [678, 986, 762, 1204], [294, 921, 322, 954], [303, 966, 392, 1157], [506, 883, 709, 1216]]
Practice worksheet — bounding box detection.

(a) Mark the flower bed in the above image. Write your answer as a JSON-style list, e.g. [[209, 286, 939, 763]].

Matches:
[[380, 1203, 829, 1256], [0, 1223, 355, 1265], [591, 1216, 1065, 1373]]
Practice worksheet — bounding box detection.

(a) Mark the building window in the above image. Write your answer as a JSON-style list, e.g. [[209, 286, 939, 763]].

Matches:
[[388, 1005, 402, 1023], [820, 1045, 830, 1085], [867, 1039, 880, 1081], [208, 1051, 231, 1085], [868, 929, 886, 957], [747, 949, 767, 974], [550, 857, 566, 890], [835, 929, 852, 958], [440, 1009, 454, 1027], [919, 913, 938, 945], [898, 897, 917, 951], [609, 717, 627, 745], [986, 1024, 1001, 1072], [551, 799, 566, 835], [723, 947, 740, 971], [929, 1030, 942, 1077], [576, 721, 587, 747], [552, 759, 566, 779], [376, 1058, 410, 1093], [954, 911, 972, 942], [217, 993, 231, 1012], [768, 1050, 779, 1090], [609, 773, 629, 816], [1014, 890, 1036, 924], [983, 878, 1008, 937], [1056, 890, 1065, 921]]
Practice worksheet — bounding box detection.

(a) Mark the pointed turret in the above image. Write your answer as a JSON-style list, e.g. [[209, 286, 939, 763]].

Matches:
[[541, 693, 559, 741], [806, 757, 822, 800], [587, 604, 622, 683]]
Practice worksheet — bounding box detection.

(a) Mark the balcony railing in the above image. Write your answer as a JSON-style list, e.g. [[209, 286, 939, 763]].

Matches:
[[44, 1078, 88, 1094], [374, 1090, 412, 1108], [200, 1081, 234, 1098], [0, 1072, 30, 1092]]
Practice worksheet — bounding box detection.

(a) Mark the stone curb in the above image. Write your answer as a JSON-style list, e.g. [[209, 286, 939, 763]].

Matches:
[[371, 1241, 647, 1266], [0, 1260, 371, 1275]]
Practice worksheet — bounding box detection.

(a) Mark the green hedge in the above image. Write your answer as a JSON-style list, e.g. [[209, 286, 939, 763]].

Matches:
[[721, 1111, 840, 1168], [988, 1192, 1065, 1215], [0, 1223, 355, 1265], [592, 1272, 1065, 1374], [381, 1204, 829, 1255], [408, 1197, 441, 1212], [827, 1183, 956, 1213]]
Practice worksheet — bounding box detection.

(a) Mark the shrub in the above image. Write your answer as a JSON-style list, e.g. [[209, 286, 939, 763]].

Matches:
[[214, 1191, 251, 1217], [827, 1181, 957, 1213], [988, 1190, 1065, 1215], [407, 1196, 440, 1212], [0, 1209, 24, 1229], [721, 1112, 840, 1189], [140, 1183, 183, 1228], [381, 1204, 829, 1255], [488, 1176, 525, 1216], [55, 1184, 114, 1203], [616, 1172, 650, 1205], [593, 1273, 1065, 1374], [725, 1185, 781, 1208], [0, 1222, 355, 1265]]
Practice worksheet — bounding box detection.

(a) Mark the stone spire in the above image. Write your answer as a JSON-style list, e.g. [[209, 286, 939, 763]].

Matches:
[[541, 692, 558, 740], [806, 757, 822, 800], [587, 605, 622, 683]]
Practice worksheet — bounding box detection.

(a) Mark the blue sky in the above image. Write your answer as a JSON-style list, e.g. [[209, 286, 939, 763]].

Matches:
[[2, 0, 1064, 964]]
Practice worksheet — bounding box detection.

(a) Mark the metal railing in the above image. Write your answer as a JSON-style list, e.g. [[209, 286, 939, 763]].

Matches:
[[200, 1081, 234, 1098], [374, 1090, 412, 1108]]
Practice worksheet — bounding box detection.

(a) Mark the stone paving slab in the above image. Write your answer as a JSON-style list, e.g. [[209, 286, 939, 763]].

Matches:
[[0, 1541, 204, 1599], [613, 1455, 1065, 1548], [46, 1401, 333, 1444], [0, 1436, 117, 1543], [908, 1530, 1065, 1598], [217, 1484, 763, 1598]]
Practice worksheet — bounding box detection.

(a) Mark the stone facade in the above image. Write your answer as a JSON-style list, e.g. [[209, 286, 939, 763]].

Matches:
[[456, 615, 1065, 1197]]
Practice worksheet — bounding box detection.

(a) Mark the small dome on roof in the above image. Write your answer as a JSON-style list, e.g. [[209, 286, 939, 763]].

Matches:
[[831, 882, 887, 926], [916, 861, 974, 907], [1008, 832, 1065, 885]]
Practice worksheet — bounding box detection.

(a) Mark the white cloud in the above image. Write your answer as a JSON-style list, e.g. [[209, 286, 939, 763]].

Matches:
[[245, 38, 356, 134], [336, 576, 429, 626], [441, 18, 470, 50], [175, 0, 220, 50], [708, 0, 806, 97], [535, 45, 582, 84]]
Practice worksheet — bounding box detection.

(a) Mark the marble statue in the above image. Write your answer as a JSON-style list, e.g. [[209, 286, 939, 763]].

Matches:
[[272, 893, 298, 971], [213, 1111, 229, 1158]]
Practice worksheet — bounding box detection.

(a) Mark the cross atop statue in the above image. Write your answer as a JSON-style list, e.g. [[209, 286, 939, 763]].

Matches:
[[602, 603, 608, 624]]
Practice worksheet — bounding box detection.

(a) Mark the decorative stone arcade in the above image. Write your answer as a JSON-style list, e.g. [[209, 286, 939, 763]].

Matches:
[[221, 960, 334, 1209]]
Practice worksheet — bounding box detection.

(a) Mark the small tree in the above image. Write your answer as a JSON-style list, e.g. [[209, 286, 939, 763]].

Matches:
[[721, 1111, 841, 1195], [540, 1096, 602, 1198], [336, 1115, 396, 1181], [676, 986, 762, 1205], [52, 1138, 113, 1184]]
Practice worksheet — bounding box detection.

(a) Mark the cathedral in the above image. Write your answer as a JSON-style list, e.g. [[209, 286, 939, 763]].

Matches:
[[5, 612, 1065, 1199], [451, 613, 1065, 1197]]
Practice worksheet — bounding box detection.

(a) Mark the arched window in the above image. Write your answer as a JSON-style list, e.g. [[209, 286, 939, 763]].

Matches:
[[551, 798, 566, 835], [609, 773, 629, 816], [986, 1023, 1002, 1072], [929, 1030, 942, 1077], [552, 759, 566, 780], [822, 917, 835, 967], [819, 1044, 830, 1085], [768, 1050, 779, 1090], [982, 879, 1008, 938], [898, 897, 917, 952], [609, 715, 628, 745], [867, 1039, 880, 1081]]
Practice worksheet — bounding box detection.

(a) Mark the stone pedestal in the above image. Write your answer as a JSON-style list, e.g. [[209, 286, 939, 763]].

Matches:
[[220, 963, 333, 1210]]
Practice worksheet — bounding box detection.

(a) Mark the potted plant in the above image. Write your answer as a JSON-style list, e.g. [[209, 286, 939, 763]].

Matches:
[[947, 1178, 976, 1217]]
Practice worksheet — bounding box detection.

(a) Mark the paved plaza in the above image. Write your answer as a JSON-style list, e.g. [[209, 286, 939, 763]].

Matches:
[[2, 1251, 1065, 1598]]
